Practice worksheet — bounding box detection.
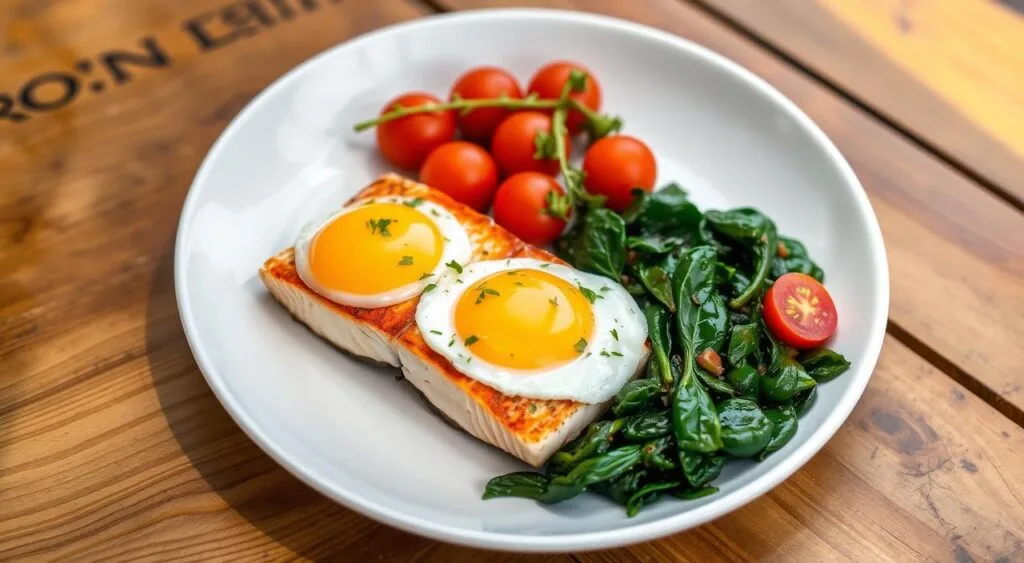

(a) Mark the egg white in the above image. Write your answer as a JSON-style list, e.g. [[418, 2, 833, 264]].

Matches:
[[415, 258, 648, 404], [294, 196, 472, 308]]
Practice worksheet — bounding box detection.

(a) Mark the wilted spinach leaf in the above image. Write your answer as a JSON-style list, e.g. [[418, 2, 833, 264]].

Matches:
[[623, 183, 702, 236], [717, 398, 772, 457], [759, 406, 798, 461], [800, 348, 851, 382]]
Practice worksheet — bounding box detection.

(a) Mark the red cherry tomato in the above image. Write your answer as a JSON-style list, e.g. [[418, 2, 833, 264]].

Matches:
[[764, 273, 839, 349], [449, 66, 523, 143], [419, 141, 499, 211], [582, 135, 657, 212], [490, 111, 568, 177], [376, 92, 456, 170], [526, 61, 601, 134], [492, 172, 569, 246]]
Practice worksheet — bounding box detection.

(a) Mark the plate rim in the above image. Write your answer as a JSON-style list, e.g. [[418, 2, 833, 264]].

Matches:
[[174, 8, 889, 552]]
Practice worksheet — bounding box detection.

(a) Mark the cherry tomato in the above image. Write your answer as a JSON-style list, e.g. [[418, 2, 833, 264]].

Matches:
[[526, 61, 601, 134], [376, 92, 456, 170], [490, 111, 568, 177], [764, 273, 839, 349], [449, 66, 523, 143], [581, 135, 657, 212], [492, 172, 569, 246], [419, 141, 499, 211]]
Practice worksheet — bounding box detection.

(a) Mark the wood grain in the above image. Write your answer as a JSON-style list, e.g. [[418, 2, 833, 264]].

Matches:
[[437, 0, 1024, 426], [2, 0, 1024, 561], [694, 0, 1024, 208]]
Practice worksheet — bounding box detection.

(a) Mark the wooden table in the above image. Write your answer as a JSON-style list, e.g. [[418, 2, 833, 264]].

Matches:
[[2, 0, 1022, 560]]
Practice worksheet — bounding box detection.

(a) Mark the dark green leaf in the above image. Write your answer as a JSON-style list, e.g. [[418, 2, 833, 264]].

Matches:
[[612, 378, 662, 417], [566, 208, 627, 279], [626, 480, 681, 517], [641, 436, 677, 471], [772, 236, 824, 282], [672, 366, 722, 453], [727, 322, 761, 366], [680, 451, 725, 488], [633, 263, 675, 311], [622, 183, 702, 236], [759, 406, 798, 461], [622, 410, 672, 442], [644, 304, 673, 387], [483, 472, 549, 500], [696, 368, 737, 397], [791, 386, 817, 416], [704, 208, 770, 243], [730, 222, 777, 309], [717, 397, 773, 457], [725, 364, 760, 399], [548, 419, 624, 475], [674, 486, 719, 500], [595, 470, 646, 505], [800, 348, 851, 382], [761, 353, 816, 403], [626, 235, 685, 255], [548, 445, 643, 496]]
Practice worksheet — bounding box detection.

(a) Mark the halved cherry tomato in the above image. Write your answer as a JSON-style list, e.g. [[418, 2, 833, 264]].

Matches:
[[526, 61, 601, 134], [420, 141, 499, 211], [449, 66, 523, 143], [764, 273, 838, 349], [490, 111, 568, 177], [376, 92, 456, 170], [582, 135, 657, 212], [492, 172, 569, 246]]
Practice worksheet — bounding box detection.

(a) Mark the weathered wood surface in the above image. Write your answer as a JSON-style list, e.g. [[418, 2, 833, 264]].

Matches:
[[2, 0, 1023, 561]]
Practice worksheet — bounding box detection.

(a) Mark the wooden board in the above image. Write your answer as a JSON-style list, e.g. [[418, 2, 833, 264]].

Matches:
[[2, 0, 1024, 560], [696, 0, 1024, 208]]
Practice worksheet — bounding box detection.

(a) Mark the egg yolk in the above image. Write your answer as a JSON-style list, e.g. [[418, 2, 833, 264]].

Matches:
[[309, 202, 443, 295], [454, 269, 595, 370]]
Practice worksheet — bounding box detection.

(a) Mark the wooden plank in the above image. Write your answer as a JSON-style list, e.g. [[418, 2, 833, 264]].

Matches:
[[695, 0, 1024, 207], [434, 0, 1024, 420], [579, 336, 1024, 561]]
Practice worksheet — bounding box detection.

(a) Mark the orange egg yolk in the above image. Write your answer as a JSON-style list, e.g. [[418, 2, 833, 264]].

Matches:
[[309, 202, 443, 295], [454, 269, 595, 370]]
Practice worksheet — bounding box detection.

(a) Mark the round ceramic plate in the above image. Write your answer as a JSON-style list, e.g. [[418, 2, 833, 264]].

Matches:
[[175, 9, 888, 552]]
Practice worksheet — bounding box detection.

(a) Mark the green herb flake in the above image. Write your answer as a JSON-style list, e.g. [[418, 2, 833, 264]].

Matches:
[[600, 350, 611, 357], [446, 260, 463, 274], [418, 272, 433, 280], [539, 263, 551, 268], [403, 197, 424, 208], [611, 351, 624, 357], [429, 329, 442, 335], [549, 297, 559, 307], [430, 209, 441, 217], [366, 217, 394, 237], [423, 283, 438, 293], [514, 281, 524, 286], [465, 335, 480, 346], [398, 256, 414, 266], [448, 335, 455, 347], [610, 328, 619, 341], [574, 337, 588, 354], [528, 403, 537, 414], [577, 284, 602, 304]]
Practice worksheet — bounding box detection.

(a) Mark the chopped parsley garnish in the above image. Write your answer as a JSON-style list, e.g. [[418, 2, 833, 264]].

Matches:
[[514, 281, 524, 286], [577, 284, 602, 304], [574, 337, 588, 353], [475, 286, 500, 304], [610, 351, 624, 357], [429, 329, 442, 335], [423, 283, 437, 293], [465, 335, 479, 346], [600, 286, 611, 292], [366, 217, 394, 237], [528, 403, 537, 414], [418, 272, 433, 280], [539, 263, 551, 268], [610, 328, 619, 341], [398, 255, 414, 266], [549, 297, 559, 307], [448, 335, 455, 347], [446, 260, 463, 274], [600, 350, 611, 357], [403, 197, 424, 207], [430, 209, 441, 217]]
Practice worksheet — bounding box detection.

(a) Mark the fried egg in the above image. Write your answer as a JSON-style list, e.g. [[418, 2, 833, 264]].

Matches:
[[295, 196, 472, 308], [415, 258, 647, 404]]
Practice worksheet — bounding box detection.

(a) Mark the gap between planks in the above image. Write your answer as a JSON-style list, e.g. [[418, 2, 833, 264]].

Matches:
[[686, 0, 1024, 214], [416, 0, 1024, 431]]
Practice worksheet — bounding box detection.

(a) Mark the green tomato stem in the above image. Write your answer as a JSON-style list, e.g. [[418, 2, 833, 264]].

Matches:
[[352, 94, 562, 132]]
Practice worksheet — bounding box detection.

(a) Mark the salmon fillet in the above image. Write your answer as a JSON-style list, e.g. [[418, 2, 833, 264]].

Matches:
[[259, 174, 647, 466]]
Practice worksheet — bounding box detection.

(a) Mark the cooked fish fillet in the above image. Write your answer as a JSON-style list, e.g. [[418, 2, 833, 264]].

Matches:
[[261, 174, 521, 366], [260, 174, 648, 466]]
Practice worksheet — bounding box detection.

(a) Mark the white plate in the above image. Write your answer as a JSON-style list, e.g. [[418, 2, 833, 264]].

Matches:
[[174, 9, 888, 552]]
